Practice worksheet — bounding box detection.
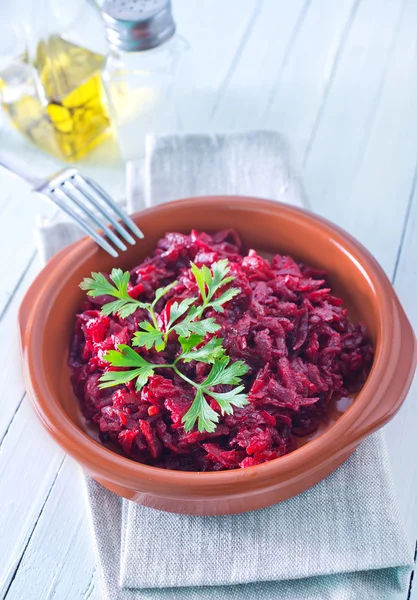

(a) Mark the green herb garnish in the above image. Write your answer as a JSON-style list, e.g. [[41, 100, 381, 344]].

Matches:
[[80, 259, 249, 432]]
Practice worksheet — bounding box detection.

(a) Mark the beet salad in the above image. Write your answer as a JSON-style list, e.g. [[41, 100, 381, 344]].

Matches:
[[69, 229, 373, 471]]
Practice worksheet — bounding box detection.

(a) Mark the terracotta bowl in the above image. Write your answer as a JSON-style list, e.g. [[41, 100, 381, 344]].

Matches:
[[19, 196, 416, 515]]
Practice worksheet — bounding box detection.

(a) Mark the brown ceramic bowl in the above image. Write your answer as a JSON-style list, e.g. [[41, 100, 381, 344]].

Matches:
[[19, 196, 416, 515]]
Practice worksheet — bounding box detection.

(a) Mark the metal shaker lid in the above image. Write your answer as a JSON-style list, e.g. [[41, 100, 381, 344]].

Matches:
[[101, 0, 176, 52]]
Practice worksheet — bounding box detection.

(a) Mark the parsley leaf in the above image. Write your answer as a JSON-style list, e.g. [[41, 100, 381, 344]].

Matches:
[[190, 262, 207, 301], [211, 259, 234, 292], [167, 297, 197, 329], [208, 386, 249, 415], [180, 357, 249, 432], [109, 268, 130, 295], [80, 268, 145, 318], [202, 356, 249, 387], [100, 299, 138, 319], [208, 288, 241, 312], [80, 270, 121, 297], [99, 368, 147, 389], [178, 334, 204, 353], [181, 388, 219, 433], [80, 268, 130, 299], [134, 366, 157, 391], [153, 281, 178, 306], [102, 345, 150, 367], [190, 260, 240, 314], [133, 322, 165, 352], [100, 344, 155, 391], [191, 259, 235, 301], [180, 337, 225, 364], [80, 269, 179, 324], [174, 313, 220, 337]]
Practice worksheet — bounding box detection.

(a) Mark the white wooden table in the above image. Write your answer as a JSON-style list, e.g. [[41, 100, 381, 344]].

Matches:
[[1, 0, 417, 598]]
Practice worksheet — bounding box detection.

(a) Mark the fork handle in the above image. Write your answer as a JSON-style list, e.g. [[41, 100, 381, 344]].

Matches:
[[0, 155, 43, 187]]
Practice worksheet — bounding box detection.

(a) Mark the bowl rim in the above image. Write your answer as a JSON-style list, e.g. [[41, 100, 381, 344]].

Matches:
[[20, 196, 415, 494]]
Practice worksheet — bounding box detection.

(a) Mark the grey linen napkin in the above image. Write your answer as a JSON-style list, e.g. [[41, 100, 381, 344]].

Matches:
[[35, 132, 306, 261], [35, 131, 413, 600]]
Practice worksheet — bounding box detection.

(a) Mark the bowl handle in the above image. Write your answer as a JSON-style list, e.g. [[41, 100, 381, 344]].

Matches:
[[352, 297, 416, 442]]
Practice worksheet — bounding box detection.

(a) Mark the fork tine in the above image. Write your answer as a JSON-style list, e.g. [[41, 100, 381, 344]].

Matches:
[[71, 174, 136, 246], [47, 189, 119, 257], [82, 176, 144, 239], [60, 183, 128, 252]]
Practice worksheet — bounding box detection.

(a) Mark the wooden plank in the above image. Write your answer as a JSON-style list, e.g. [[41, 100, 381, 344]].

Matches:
[[384, 177, 417, 545], [0, 182, 45, 317], [0, 399, 64, 597], [387, 174, 417, 600], [0, 260, 41, 441], [211, 0, 359, 152], [332, 0, 417, 277], [210, 0, 309, 128], [263, 0, 359, 159], [83, 575, 101, 600], [409, 547, 417, 600], [0, 114, 63, 231], [4, 459, 96, 600], [303, 0, 409, 243], [173, 0, 260, 129], [82, 572, 100, 600]]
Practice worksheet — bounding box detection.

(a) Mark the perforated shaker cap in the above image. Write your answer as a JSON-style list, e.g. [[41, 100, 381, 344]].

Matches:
[[102, 0, 176, 52]]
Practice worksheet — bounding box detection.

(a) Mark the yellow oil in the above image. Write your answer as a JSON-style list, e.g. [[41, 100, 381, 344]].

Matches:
[[0, 35, 110, 160]]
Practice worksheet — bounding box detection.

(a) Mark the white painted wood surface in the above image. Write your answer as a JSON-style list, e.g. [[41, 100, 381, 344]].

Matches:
[[0, 0, 416, 598]]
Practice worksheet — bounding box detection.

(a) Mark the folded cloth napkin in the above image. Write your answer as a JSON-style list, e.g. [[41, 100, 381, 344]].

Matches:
[[35, 132, 307, 262], [35, 131, 413, 600]]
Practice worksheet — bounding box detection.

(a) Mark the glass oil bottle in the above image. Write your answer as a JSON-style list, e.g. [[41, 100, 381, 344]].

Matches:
[[0, 1, 110, 161]]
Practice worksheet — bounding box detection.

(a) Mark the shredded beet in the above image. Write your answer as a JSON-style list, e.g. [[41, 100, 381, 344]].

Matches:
[[69, 230, 373, 471]]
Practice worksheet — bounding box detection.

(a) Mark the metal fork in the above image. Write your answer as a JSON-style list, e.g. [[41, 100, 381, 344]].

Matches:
[[0, 155, 144, 257]]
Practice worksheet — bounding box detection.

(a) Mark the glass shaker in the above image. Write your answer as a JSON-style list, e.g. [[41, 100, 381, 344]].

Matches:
[[101, 0, 190, 160], [0, 0, 110, 161]]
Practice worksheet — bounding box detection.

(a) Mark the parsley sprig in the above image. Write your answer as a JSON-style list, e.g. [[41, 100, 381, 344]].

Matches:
[[100, 342, 249, 432], [80, 259, 249, 432], [79, 269, 146, 319]]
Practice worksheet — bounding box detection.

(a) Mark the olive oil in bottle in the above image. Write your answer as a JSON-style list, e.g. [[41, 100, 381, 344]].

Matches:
[[0, 35, 110, 161]]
